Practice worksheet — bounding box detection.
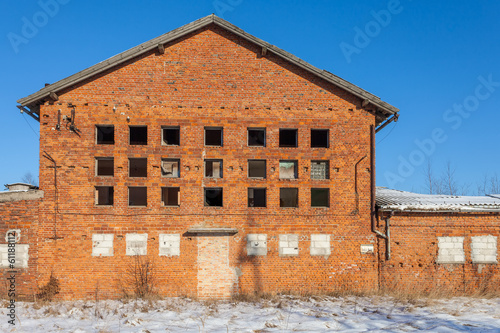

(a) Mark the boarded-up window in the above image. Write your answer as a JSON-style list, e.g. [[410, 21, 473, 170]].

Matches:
[[471, 235, 497, 264], [280, 188, 298, 207], [126, 233, 147, 256], [95, 186, 113, 206], [311, 160, 329, 179], [161, 159, 180, 178], [162, 187, 180, 206], [159, 234, 180, 256], [92, 234, 114, 257], [437, 237, 465, 264], [205, 160, 223, 178], [279, 160, 298, 179]]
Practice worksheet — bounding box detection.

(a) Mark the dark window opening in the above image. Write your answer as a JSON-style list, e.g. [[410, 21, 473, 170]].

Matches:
[[204, 188, 223, 207], [129, 187, 147, 206], [311, 129, 329, 148], [95, 186, 113, 206], [279, 129, 298, 147], [161, 159, 180, 178], [162, 187, 180, 206], [205, 159, 223, 178], [162, 127, 180, 146], [96, 125, 114, 144], [311, 160, 329, 179], [248, 128, 266, 147], [248, 160, 266, 178], [129, 158, 147, 177], [248, 188, 266, 207], [311, 188, 329, 207], [280, 188, 298, 208], [279, 160, 298, 179], [205, 127, 223, 146], [96, 158, 114, 176], [129, 126, 147, 145]]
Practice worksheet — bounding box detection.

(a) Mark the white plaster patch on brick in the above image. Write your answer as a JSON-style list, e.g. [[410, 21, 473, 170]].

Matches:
[[279, 234, 299, 256], [5, 229, 21, 243], [436, 236, 465, 264], [92, 234, 114, 257], [360, 244, 374, 254], [247, 234, 267, 256], [126, 233, 148, 256], [471, 235, 497, 264], [159, 234, 180, 256], [310, 234, 331, 256], [0, 244, 29, 268]]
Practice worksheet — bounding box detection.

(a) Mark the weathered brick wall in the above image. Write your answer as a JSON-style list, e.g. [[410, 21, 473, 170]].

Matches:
[[378, 212, 500, 294], [0, 194, 41, 299], [37, 24, 378, 299]]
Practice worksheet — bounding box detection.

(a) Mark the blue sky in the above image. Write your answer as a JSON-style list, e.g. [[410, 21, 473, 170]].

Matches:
[[1, 0, 499, 193]]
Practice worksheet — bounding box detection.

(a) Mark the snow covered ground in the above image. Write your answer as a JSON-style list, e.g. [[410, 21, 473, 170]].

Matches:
[[1, 295, 499, 332]]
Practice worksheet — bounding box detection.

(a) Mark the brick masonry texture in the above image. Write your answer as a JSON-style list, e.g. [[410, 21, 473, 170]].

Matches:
[[377, 212, 500, 293]]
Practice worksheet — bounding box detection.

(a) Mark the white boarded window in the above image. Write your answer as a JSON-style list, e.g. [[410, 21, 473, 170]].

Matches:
[[247, 234, 267, 256], [0, 244, 29, 268], [437, 237, 465, 264], [471, 235, 497, 264], [126, 233, 148, 256], [279, 234, 299, 256], [279, 160, 297, 179], [310, 234, 331, 256], [159, 234, 180, 256], [161, 159, 180, 178], [92, 234, 114, 257]]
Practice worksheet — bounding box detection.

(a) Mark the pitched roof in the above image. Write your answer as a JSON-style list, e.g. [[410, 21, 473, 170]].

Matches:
[[17, 14, 399, 121], [376, 187, 500, 213]]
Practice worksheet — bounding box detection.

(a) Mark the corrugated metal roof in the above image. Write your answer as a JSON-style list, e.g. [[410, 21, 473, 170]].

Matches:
[[376, 187, 500, 212]]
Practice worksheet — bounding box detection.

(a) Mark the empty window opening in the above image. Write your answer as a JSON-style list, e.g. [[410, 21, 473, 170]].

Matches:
[[280, 160, 298, 179], [205, 159, 223, 178], [96, 158, 114, 176], [162, 127, 180, 146], [205, 127, 223, 146], [129, 187, 147, 207], [311, 188, 329, 207], [248, 128, 266, 146], [311, 160, 329, 179], [204, 188, 223, 207], [96, 125, 114, 144], [279, 129, 298, 147], [129, 158, 147, 177], [248, 160, 266, 178], [311, 129, 329, 148], [129, 126, 148, 145], [95, 186, 114, 206], [280, 188, 298, 208], [248, 188, 266, 207], [161, 159, 180, 178], [162, 187, 180, 206]]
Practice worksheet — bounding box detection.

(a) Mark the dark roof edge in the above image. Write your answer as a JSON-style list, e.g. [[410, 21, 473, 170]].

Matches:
[[17, 14, 399, 118]]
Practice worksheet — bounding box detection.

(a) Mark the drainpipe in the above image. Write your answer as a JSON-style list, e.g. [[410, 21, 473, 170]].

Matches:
[[354, 155, 366, 214], [370, 124, 385, 239]]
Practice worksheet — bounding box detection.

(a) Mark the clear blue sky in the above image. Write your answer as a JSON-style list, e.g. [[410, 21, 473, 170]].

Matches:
[[1, 0, 499, 193]]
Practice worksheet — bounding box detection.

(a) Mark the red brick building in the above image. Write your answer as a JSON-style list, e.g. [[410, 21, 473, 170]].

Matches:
[[5, 15, 496, 300]]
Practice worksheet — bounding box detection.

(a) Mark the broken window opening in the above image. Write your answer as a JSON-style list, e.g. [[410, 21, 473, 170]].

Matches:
[[204, 188, 223, 207], [248, 128, 266, 147], [280, 188, 298, 208], [279, 129, 298, 147], [129, 158, 147, 177], [96, 158, 114, 176], [311, 129, 329, 148], [95, 186, 114, 206], [162, 187, 180, 206], [311, 160, 329, 180], [311, 188, 329, 207], [248, 160, 266, 178], [96, 125, 114, 144], [248, 188, 266, 207], [162, 127, 180, 146], [129, 187, 147, 207], [205, 127, 223, 146], [161, 159, 180, 178], [129, 126, 148, 145], [205, 159, 223, 178], [279, 160, 298, 179]]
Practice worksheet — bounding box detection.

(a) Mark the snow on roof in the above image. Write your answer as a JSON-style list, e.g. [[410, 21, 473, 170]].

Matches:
[[376, 187, 500, 212]]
